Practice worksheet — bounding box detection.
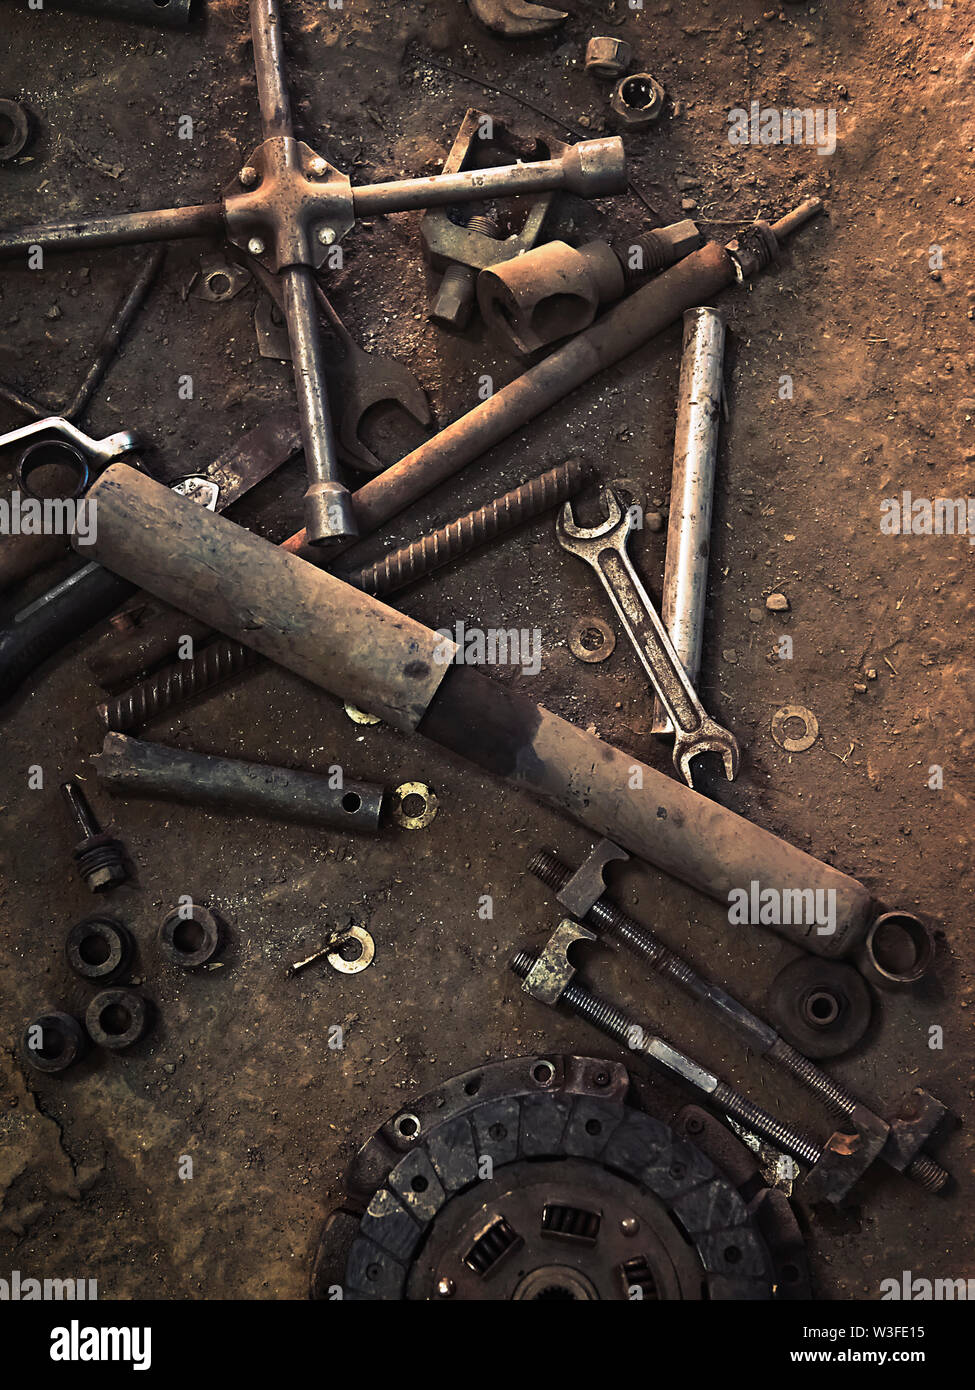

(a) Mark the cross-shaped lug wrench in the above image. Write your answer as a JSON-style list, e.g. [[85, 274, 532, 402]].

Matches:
[[557, 486, 740, 787]]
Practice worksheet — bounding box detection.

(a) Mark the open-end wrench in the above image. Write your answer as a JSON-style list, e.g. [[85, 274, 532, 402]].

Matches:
[[556, 486, 739, 787], [246, 256, 432, 474]]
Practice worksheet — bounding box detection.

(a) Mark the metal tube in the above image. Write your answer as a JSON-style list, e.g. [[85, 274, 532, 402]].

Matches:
[[91, 732, 385, 834], [250, 0, 294, 140], [652, 306, 725, 735], [282, 265, 357, 544], [79, 464, 453, 734], [354, 153, 613, 216], [0, 203, 223, 259]]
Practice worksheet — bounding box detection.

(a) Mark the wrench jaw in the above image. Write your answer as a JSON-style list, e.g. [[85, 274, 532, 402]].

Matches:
[[674, 726, 741, 788], [557, 487, 625, 546]]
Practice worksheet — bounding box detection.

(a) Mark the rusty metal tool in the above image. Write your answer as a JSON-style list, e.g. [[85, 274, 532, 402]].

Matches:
[[96, 458, 589, 728], [0, 0, 626, 546], [467, 0, 567, 37], [529, 843, 950, 1192], [509, 924, 943, 1205], [87, 202, 824, 695], [557, 486, 739, 787], [247, 257, 431, 474], [0, 411, 302, 704], [78, 456, 907, 962]]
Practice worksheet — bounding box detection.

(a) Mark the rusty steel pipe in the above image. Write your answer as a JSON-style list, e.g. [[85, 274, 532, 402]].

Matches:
[[91, 732, 385, 834], [652, 306, 726, 736], [0, 203, 223, 259], [76, 453, 876, 959]]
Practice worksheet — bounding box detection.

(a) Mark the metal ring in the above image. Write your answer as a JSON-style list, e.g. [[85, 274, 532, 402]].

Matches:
[[344, 702, 383, 726], [861, 912, 934, 988], [17, 438, 90, 501], [327, 924, 375, 975], [391, 782, 439, 830], [158, 904, 222, 968], [569, 615, 616, 664], [771, 704, 819, 753]]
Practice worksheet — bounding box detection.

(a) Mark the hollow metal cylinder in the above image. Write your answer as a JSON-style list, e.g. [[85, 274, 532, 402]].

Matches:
[[91, 732, 384, 833], [653, 307, 726, 736], [76, 465, 454, 732]]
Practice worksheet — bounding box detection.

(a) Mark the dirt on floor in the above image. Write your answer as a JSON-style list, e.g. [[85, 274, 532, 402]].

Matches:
[[0, 0, 972, 1300]]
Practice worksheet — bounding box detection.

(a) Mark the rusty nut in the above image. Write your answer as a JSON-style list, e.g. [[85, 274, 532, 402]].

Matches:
[[585, 36, 633, 80], [610, 73, 665, 130]]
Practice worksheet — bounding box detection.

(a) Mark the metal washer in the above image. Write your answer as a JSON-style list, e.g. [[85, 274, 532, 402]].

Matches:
[[327, 925, 375, 975], [771, 704, 819, 752]]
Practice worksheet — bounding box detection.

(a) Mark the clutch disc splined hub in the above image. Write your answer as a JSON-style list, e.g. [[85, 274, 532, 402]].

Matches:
[[313, 1055, 809, 1300]]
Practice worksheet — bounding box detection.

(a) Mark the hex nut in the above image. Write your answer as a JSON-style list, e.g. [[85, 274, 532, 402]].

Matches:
[[159, 903, 223, 969], [610, 73, 665, 129], [585, 36, 633, 79], [66, 915, 134, 983], [22, 1011, 86, 1074], [85, 989, 151, 1051]]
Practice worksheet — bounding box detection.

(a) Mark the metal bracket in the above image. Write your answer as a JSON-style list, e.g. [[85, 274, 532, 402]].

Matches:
[[224, 138, 355, 272], [556, 838, 630, 919], [522, 919, 596, 1005]]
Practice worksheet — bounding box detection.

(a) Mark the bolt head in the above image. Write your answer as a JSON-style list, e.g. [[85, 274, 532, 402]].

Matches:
[[309, 156, 328, 177], [238, 165, 259, 187], [620, 1217, 640, 1237], [247, 237, 265, 256], [317, 226, 337, 246], [436, 1277, 455, 1298]]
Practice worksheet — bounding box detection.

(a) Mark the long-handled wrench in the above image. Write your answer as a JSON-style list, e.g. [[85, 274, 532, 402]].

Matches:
[[556, 486, 739, 787]]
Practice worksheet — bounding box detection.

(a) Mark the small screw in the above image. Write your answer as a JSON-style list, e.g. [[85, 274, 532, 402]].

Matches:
[[436, 1277, 455, 1298], [247, 237, 265, 256], [238, 165, 259, 187], [620, 1217, 640, 1237], [317, 226, 336, 246]]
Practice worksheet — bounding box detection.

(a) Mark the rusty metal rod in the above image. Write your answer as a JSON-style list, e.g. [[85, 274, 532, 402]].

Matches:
[[97, 458, 589, 729], [0, 203, 223, 259]]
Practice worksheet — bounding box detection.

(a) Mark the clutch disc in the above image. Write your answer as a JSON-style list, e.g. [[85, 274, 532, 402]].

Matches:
[[312, 1055, 809, 1300]]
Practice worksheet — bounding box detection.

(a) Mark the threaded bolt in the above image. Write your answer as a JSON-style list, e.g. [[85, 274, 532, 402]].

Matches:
[[61, 779, 126, 893], [528, 847, 948, 1190], [98, 641, 262, 733], [344, 459, 590, 597], [509, 950, 823, 1170]]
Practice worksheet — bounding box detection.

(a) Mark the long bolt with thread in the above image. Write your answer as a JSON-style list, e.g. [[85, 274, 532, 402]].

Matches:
[[528, 849, 949, 1193], [509, 949, 823, 1169]]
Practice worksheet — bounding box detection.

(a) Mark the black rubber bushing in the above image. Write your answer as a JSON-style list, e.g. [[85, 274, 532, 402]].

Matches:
[[21, 1011, 86, 1073], [158, 903, 222, 968], [767, 956, 873, 1059], [0, 99, 30, 161], [66, 916, 134, 982], [85, 988, 151, 1050]]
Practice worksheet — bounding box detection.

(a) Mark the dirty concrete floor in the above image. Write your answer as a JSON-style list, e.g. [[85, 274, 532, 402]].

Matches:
[[1, 0, 973, 1299]]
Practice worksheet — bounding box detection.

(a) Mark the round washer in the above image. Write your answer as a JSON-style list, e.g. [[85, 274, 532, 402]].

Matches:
[[66, 915, 133, 982], [327, 925, 375, 975], [391, 782, 438, 830], [85, 989, 151, 1050], [569, 615, 616, 664], [771, 704, 819, 753], [768, 956, 873, 1059]]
